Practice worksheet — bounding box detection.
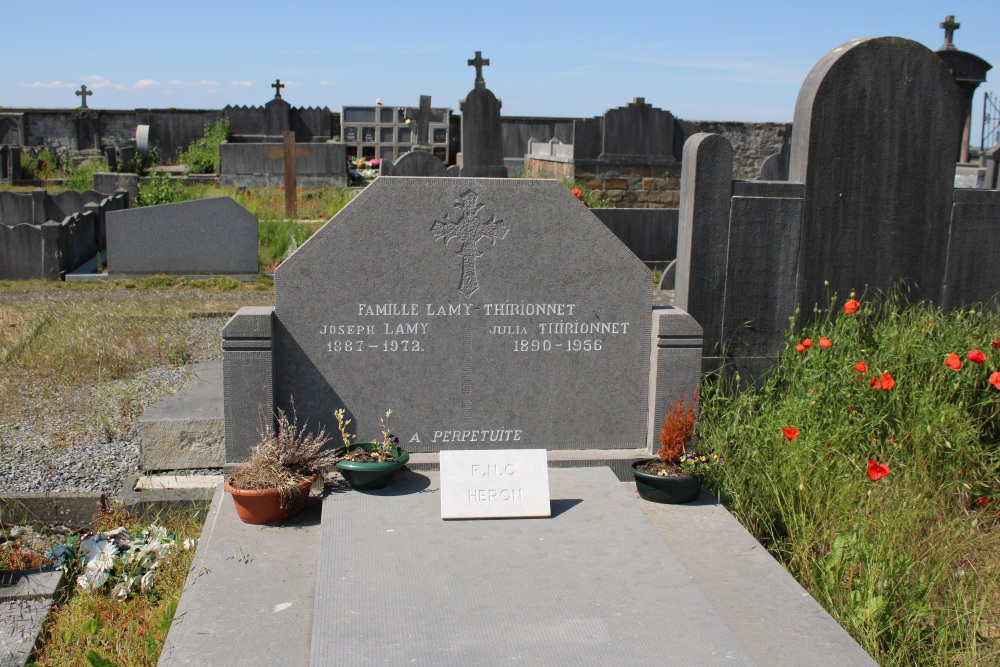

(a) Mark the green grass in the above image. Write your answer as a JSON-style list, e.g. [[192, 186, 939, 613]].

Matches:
[[28, 504, 206, 667], [698, 291, 1000, 665]]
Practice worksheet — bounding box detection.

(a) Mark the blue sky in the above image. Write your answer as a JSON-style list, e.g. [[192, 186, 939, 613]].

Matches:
[[5, 1, 999, 144]]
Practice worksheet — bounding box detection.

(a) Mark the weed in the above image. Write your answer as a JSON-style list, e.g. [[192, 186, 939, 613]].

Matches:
[[179, 119, 230, 175], [135, 173, 188, 208]]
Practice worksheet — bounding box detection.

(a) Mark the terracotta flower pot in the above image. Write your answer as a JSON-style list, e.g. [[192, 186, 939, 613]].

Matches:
[[335, 444, 409, 490], [631, 459, 701, 504], [224, 473, 317, 524]]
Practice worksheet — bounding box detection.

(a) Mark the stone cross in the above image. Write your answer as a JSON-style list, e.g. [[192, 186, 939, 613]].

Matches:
[[468, 51, 490, 88], [75, 85, 93, 109], [267, 131, 313, 217], [405, 95, 437, 147], [940, 15, 960, 50], [271, 79, 285, 99], [431, 190, 509, 298]]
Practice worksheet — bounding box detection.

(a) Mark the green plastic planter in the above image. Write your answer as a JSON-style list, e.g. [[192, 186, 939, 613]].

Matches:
[[335, 443, 410, 490], [631, 459, 701, 504]]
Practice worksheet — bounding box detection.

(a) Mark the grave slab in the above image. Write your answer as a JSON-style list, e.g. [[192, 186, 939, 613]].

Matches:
[[0, 569, 63, 667], [311, 467, 755, 665], [140, 362, 224, 470]]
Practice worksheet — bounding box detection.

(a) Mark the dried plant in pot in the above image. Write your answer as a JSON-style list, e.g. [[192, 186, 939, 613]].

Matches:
[[333, 408, 410, 490], [225, 404, 339, 524], [632, 389, 723, 504]]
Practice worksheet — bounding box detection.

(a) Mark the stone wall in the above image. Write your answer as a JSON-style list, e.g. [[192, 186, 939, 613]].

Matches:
[[576, 163, 681, 208], [522, 157, 573, 181], [691, 121, 791, 180]]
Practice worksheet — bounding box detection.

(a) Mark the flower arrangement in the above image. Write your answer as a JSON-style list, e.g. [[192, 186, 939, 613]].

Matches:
[[46, 525, 193, 600], [334, 408, 400, 462], [636, 389, 722, 478], [226, 403, 339, 513]]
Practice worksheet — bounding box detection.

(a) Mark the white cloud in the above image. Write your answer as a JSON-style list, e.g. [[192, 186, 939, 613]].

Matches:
[[18, 81, 74, 89], [80, 75, 125, 90], [133, 79, 158, 90], [165, 79, 220, 88], [230, 80, 252, 88], [318, 80, 333, 86]]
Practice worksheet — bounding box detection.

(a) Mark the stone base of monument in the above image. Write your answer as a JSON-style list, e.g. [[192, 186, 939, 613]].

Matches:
[[159, 468, 877, 666]]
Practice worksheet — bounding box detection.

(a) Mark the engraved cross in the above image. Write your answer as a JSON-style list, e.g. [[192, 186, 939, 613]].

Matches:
[[271, 79, 285, 99], [431, 190, 509, 298], [940, 15, 960, 50], [75, 85, 92, 109], [405, 95, 439, 147], [468, 51, 490, 87]]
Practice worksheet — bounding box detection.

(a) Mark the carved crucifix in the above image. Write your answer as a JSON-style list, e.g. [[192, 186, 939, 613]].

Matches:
[[468, 51, 490, 88], [271, 79, 285, 99], [75, 85, 93, 109], [267, 131, 313, 217], [431, 190, 509, 298], [940, 15, 960, 50], [405, 95, 439, 148]]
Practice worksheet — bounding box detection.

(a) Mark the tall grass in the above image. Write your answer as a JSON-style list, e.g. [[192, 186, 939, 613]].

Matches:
[[699, 291, 1000, 665]]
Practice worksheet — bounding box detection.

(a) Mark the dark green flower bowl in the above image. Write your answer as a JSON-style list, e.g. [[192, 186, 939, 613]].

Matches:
[[335, 443, 409, 490], [631, 459, 701, 504]]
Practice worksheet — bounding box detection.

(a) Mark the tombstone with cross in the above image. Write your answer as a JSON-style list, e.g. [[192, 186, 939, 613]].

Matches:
[[405, 95, 443, 150], [460, 51, 507, 177], [267, 131, 313, 217]]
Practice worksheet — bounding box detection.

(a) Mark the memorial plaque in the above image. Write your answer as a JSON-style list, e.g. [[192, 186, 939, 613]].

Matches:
[[343, 107, 375, 123], [380, 106, 396, 123], [380, 127, 394, 143], [362, 127, 376, 143], [398, 127, 411, 144], [274, 178, 651, 451], [343, 126, 358, 143], [440, 449, 550, 519], [433, 128, 447, 144]]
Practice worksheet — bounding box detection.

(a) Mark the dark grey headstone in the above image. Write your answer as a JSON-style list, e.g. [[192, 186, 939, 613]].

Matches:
[[675, 133, 733, 354], [106, 197, 258, 275], [591, 208, 678, 262], [789, 37, 962, 308], [460, 59, 507, 177], [572, 117, 603, 160], [943, 189, 1000, 309], [602, 97, 675, 159], [274, 178, 651, 451], [93, 173, 139, 207]]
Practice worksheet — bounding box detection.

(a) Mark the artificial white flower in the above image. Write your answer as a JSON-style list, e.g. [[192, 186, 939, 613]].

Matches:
[[182, 538, 197, 551], [140, 570, 156, 593], [78, 560, 110, 591]]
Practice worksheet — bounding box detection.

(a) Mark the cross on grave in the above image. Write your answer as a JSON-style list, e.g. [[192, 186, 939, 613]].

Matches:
[[267, 131, 313, 217], [75, 85, 92, 109], [405, 95, 439, 148], [271, 79, 285, 99], [430, 189, 509, 298], [468, 51, 490, 87], [940, 15, 960, 50]]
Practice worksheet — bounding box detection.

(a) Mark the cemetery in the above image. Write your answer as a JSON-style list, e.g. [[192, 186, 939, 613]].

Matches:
[[1, 15, 999, 667]]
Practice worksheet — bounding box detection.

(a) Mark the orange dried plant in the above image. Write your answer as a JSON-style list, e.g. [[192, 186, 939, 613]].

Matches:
[[658, 388, 699, 465]]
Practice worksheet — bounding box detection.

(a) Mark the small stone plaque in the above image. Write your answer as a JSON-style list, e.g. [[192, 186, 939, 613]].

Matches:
[[440, 449, 550, 520]]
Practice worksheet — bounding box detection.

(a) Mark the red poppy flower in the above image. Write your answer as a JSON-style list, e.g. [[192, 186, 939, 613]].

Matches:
[[795, 343, 805, 353], [992, 340, 1000, 350], [945, 353, 963, 371], [990, 372, 1000, 390], [819, 337, 832, 349], [968, 349, 987, 364], [802, 338, 813, 349], [571, 188, 583, 199], [279, 185, 285, 191], [855, 361, 868, 373], [782, 427, 800, 440], [843, 299, 860, 314], [867, 459, 890, 481], [979, 498, 991, 508], [880, 373, 895, 390]]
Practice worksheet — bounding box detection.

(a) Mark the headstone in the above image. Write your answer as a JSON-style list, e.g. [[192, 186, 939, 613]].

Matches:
[[0, 116, 21, 146], [405, 95, 442, 149], [934, 16, 992, 164], [601, 97, 674, 159], [789, 37, 962, 309], [106, 197, 258, 275], [439, 449, 551, 519], [93, 173, 139, 207], [460, 52, 507, 177], [273, 178, 651, 450], [136, 125, 150, 157], [266, 131, 312, 216], [379, 149, 452, 177]]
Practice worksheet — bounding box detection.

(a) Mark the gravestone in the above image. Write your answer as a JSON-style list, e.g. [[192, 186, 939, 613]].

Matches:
[[75, 84, 93, 108], [460, 52, 507, 177], [106, 197, 258, 275], [273, 178, 651, 450], [380, 96, 458, 177], [789, 37, 962, 309], [602, 97, 674, 159]]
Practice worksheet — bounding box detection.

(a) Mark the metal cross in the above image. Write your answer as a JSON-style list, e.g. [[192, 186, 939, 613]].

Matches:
[[271, 79, 285, 99], [75, 85, 92, 108], [405, 95, 439, 147], [940, 15, 960, 50], [431, 190, 509, 298], [468, 51, 490, 87]]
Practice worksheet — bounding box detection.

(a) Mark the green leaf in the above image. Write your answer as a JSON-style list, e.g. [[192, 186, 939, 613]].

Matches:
[[86, 650, 121, 667], [82, 617, 101, 635], [159, 599, 178, 632]]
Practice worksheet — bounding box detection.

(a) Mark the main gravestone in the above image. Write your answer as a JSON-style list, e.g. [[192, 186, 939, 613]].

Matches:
[[272, 178, 651, 449]]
